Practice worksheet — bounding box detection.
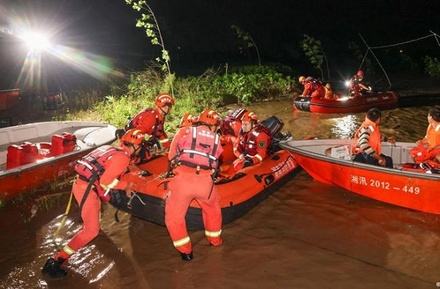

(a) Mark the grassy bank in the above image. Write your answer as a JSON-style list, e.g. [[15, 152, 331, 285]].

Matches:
[[63, 64, 294, 130]]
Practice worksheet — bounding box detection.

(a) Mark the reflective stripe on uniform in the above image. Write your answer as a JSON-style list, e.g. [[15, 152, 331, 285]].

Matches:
[[205, 229, 222, 238], [181, 149, 218, 161], [173, 236, 191, 248], [101, 178, 119, 191], [62, 244, 76, 255], [254, 154, 263, 162]]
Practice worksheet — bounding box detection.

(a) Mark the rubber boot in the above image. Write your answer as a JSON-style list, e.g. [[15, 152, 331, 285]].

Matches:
[[180, 252, 193, 261], [42, 257, 68, 278]]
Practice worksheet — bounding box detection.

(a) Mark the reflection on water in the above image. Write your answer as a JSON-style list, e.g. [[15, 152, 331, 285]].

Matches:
[[252, 99, 432, 142], [0, 100, 439, 289]]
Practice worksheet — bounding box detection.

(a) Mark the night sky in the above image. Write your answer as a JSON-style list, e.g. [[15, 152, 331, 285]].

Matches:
[[0, 0, 439, 90]]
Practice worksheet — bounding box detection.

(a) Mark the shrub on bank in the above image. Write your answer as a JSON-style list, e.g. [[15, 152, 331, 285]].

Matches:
[[66, 64, 293, 130]]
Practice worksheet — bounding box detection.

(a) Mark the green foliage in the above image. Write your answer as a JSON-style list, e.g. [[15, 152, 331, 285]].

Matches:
[[423, 56, 440, 77], [300, 34, 330, 80], [125, 0, 174, 94], [67, 65, 292, 130], [231, 25, 261, 66], [214, 66, 292, 103]]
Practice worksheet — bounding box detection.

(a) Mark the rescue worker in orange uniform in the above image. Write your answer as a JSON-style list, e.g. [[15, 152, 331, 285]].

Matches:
[[118, 93, 174, 163], [410, 107, 440, 165], [165, 108, 223, 261], [324, 83, 333, 99], [42, 129, 145, 278], [229, 111, 271, 172], [299, 76, 326, 99], [218, 108, 248, 164], [348, 70, 372, 97], [178, 113, 199, 129], [352, 108, 395, 168]]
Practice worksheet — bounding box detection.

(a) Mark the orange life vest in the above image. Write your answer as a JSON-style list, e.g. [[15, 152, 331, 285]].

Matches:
[[175, 126, 221, 172], [75, 145, 125, 182], [237, 124, 272, 156], [126, 108, 165, 141], [352, 119, 381, 155]]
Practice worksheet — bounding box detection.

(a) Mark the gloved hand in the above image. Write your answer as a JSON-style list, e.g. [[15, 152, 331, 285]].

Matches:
[[243, 158, 254, 168]]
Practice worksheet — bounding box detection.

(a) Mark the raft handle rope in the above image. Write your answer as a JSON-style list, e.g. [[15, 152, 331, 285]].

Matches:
[[127, 192, 146, 208], [254, 154, 295, 183]]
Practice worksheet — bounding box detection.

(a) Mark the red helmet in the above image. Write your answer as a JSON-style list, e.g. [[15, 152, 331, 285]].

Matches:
[[120, 129, 145, 146], [357, 70, 364, 76], [241, 111, 258, 122], [178, 113, 199, 128], [155, 93, 175, 108], [199, 108, 221, 127]]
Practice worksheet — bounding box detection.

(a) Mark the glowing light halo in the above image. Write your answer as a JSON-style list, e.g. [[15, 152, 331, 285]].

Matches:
[[20, 31, 51, 51], [5, 18, 117, 89]]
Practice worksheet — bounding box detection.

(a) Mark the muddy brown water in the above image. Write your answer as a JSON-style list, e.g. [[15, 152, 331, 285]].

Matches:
[[1, 98, 440, 289]]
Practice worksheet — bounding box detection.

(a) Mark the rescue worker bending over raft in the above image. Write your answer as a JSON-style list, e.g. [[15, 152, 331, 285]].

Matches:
[[229, 111, 272, 173], [42, 129, 145, 278], [299, 76, 326, 99], [165, 108, 224, 261], [352, 108, 395, 168], [117, 92, 175, 163]]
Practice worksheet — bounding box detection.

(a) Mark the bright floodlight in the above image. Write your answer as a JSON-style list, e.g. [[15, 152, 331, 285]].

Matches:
[[23, 32, 50, 51]]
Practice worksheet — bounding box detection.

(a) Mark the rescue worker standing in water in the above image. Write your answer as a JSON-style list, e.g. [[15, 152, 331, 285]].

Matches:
[[165, 108, 223, 261], [42, 129, 145, 278]]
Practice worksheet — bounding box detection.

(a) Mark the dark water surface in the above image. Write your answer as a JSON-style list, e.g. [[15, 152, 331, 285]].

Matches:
[[1, 99, 440, 289]]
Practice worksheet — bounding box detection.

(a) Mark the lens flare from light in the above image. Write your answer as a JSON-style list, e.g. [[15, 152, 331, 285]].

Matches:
[[22, 32, 50, 51]]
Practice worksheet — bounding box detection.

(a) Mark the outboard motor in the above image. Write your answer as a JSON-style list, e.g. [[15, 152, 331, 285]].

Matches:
[[261, 115, 284, 138], [261, 116, 292, 153]]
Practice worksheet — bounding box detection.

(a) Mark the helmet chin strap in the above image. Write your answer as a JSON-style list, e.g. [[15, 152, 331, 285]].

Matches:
[[159, 105, 171, 116], [131, 144, 141, 159]]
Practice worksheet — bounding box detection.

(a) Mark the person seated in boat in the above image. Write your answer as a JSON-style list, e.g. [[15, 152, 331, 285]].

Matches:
[[298, 76, 326, 100], [117, 92, 175, 163], [228, 111, 272, 173], [348, 70, 372, 97], [166, 108, 223, 261], [352, 108, 395, 168], [324, 83, 340, 100], [409, 107, 440, 166], [42, 129, 144, 278], [219, 108, 248, 143], [218, 108, 248, 163]]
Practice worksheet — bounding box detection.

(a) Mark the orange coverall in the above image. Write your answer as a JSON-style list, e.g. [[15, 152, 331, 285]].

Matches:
[[54, 146, 131, 261], [165, 125, 224, 255]]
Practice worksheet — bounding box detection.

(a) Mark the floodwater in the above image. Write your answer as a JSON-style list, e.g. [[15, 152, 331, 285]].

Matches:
[[1, 97, 440, 289]]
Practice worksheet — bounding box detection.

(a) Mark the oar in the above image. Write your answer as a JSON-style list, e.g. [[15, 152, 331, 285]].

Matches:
[[52, 191, 74, 245]]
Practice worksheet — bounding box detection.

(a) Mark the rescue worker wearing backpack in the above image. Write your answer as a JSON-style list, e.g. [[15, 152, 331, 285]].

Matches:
[[117, 92, 174, 163], [42, 129, 145, 278], [229, 111, 272, 173], [165, 108, 223, 261]]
